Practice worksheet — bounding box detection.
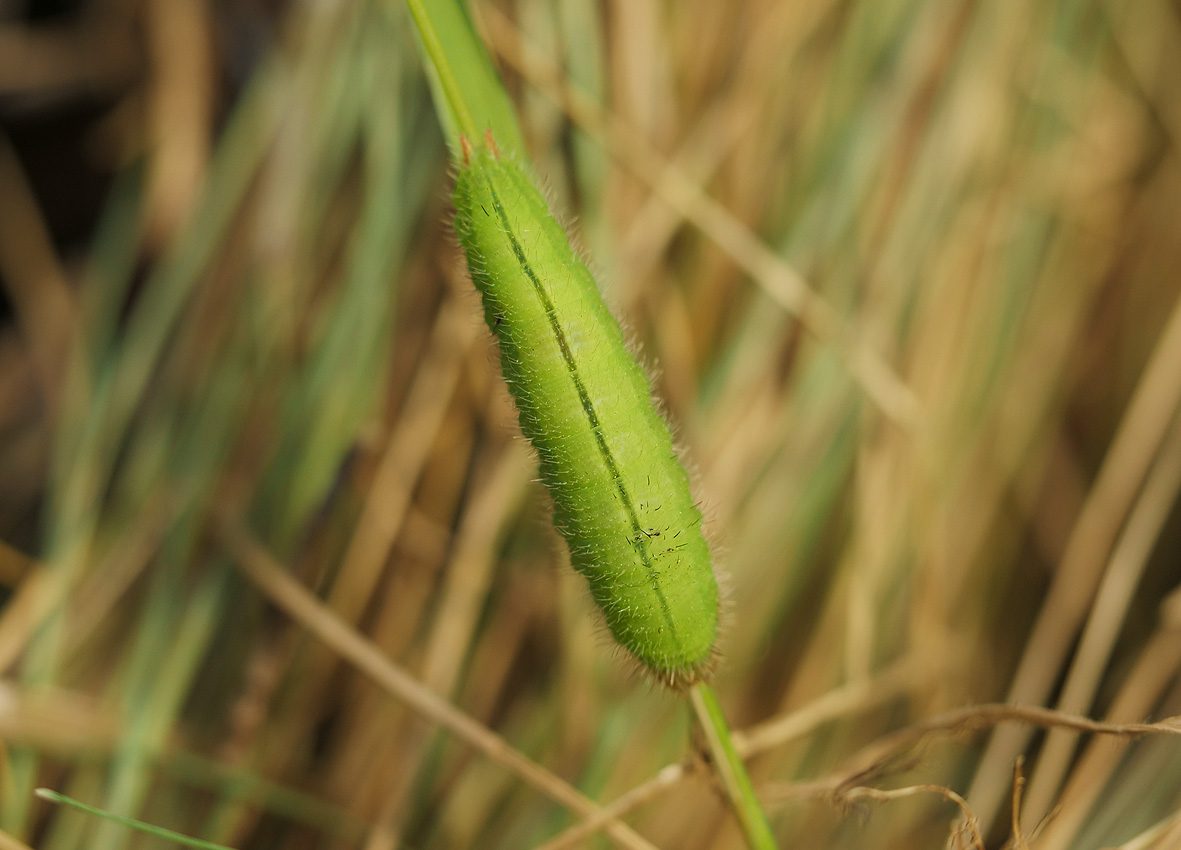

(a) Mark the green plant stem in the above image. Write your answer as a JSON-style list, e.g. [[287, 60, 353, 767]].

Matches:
[[34, 790, 238, 850], [404, 0, 477, 141], [689, 684, 779, 850], [402, 0, 525, 158]]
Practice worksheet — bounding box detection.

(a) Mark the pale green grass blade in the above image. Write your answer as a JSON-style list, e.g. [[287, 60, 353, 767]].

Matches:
[[406, 0, 525, 156], [36, 788, 237, 850]]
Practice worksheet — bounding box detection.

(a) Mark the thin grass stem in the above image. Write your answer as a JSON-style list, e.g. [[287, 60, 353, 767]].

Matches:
[[690, 684, 778, 850], [403, 0, 477, 141], [34, 789, 237, 850]]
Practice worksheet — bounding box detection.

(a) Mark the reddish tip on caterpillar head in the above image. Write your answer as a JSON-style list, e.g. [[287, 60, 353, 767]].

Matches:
[[460, 134, 473, 165], [483, 129, 501, 158]]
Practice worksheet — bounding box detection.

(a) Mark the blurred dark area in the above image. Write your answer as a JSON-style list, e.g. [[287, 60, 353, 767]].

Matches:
[[0, 0, 285, 548]]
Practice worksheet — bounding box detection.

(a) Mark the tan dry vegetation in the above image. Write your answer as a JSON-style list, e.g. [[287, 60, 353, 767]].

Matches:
[[0, 0, 1179, 848]]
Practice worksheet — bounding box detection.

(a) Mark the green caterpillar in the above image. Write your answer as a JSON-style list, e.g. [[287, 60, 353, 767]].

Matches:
[[453, 135, 719, 686]]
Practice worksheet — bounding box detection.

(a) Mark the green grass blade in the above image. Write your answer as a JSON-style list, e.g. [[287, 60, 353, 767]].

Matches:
[[404, 0, 525, 157], [35, 789, 237, 850], [690, 685, 779, 850]]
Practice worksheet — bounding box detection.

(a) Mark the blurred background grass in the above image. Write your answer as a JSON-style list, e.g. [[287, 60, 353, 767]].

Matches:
[[1, 0, 1179, 848]]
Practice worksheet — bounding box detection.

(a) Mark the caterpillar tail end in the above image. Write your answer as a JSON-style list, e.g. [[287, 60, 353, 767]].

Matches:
[[459, 131, 501, 167], [483, 128, 501, 157]]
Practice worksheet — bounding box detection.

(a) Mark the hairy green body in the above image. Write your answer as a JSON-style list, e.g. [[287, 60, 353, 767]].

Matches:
[[453, 143, 718, 685]]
